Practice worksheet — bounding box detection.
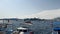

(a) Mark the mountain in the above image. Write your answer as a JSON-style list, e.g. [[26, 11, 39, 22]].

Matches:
[[25, 9, 60, 19]]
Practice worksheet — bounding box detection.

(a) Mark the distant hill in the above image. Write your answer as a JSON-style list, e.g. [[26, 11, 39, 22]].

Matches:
[[25, 9, 60, 19]]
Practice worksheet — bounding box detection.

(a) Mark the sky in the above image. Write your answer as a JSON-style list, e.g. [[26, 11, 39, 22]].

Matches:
[[0, 0, 60, 19]]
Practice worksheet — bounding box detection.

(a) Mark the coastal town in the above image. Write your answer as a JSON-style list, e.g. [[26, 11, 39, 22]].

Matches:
[[0, 17, 60, 34]]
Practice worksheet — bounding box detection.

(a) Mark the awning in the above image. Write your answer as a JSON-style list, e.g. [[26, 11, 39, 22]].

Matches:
[[54, 27, 60, 31]]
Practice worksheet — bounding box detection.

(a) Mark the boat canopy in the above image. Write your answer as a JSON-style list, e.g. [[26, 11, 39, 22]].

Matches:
[[17, 27, 27, 30]]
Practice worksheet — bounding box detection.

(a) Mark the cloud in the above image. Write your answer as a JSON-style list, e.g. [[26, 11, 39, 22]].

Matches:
[[23, 9, 60, 19]]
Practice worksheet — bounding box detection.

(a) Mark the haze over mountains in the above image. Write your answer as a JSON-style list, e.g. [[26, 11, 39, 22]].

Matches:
[[24, 9, 60, 19], [0, 9, 60, 19]]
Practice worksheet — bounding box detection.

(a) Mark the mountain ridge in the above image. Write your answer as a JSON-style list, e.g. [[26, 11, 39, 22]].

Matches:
[[24, 9, 60, 19]]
